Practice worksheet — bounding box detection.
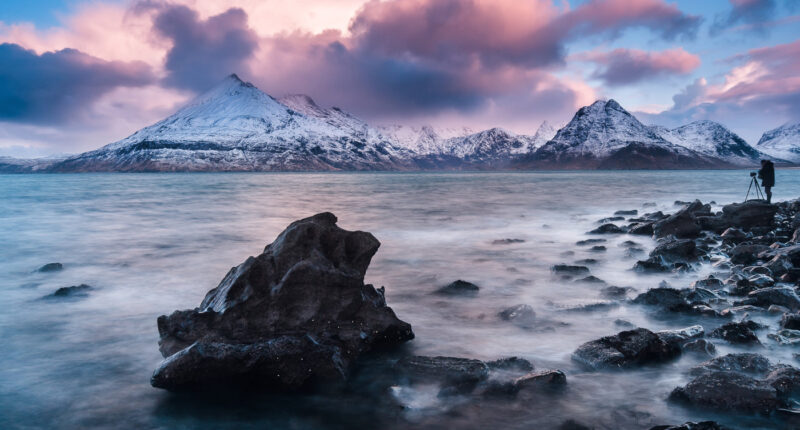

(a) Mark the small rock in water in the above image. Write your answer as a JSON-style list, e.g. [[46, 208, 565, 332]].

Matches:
[[682, 339, 716, 357], [574, 275, 606, 284], [436, 280, 480, 296], [396, 356, 489, 393], [588, 223, 624, 234], [614, 210, 638, 216], [589, 245, 607, 252], [514, 370, 567, 392], [576, 238, 606, 246], [690, 353, 772, 376], [575, 258, 598, 265], [551, 264, 590, 275], [597, 216, 625, 224], [44, 284, 92, 299], [614, 319, 634, 328], [690, 275, 724, 290], [708, 321, 762, 345], [649, 421, 732, 430], [498, 304, 536, 325], [768, 329, 800, 345], [487, 356, 534, 372], [601, 286, 634, 299], [572, 328, 680, 370], [37, 262, 63, 272], [492, 238, 525, 245]]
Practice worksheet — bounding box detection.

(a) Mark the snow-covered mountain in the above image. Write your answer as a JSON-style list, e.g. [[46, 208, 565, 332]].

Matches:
[[531, 121, 557, 150], [519, 99, 721, 169], [653, 120, 765, 166], [51, 75, 414, 172], [756, 122, 800, 163]]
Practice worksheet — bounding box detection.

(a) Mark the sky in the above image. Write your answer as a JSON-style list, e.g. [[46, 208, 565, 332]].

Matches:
[[0, 0, 798, 157]]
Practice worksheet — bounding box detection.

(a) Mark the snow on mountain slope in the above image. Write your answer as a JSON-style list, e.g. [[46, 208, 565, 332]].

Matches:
[[53, 75, 414, 172], [757, 122, 800, 163], [377, 124, 475, 155], [531, 121, 557, 149], [654, 120, 764, 166], [525, 100, 720, 169]]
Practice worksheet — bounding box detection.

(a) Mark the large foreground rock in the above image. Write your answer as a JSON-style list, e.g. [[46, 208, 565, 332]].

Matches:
[[572, 328, 680, 370], [151, 212, 414, 390], [721, 201, 777, 229]]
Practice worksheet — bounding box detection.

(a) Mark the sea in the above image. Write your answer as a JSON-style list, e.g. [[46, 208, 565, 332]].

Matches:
[[1, 170, 799, 429]]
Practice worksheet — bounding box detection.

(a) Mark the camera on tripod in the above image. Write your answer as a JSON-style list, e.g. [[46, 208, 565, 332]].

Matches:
[[750, 171, 757, 177], [745, 171, 763, 201]]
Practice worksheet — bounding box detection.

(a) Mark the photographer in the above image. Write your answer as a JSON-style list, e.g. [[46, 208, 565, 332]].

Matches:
[[758, 159, 775, 204]]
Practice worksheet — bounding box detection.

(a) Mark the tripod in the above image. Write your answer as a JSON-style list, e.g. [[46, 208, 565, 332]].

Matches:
[[745, 175, 764, 202]]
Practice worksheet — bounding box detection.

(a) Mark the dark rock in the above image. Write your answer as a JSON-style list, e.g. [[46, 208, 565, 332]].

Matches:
[[45, 284, 92, 299], [633, 288, 686, 309], [151, 213, 414, 391], [498, 304, 536, 325], [682, 339, 716, 357], [629, 222, 654, 235], [436, 280, 480, 296], [492, 238, 525, 245], [721, 227, 747, 243], [551, 264, 590, 275], [649, 239, 698, 263], [597, 216, 625, 224], [656, 325, 704, 349], [729, 243, 770, 265], [576, 238, 606, 246], [709, 321, 761, 345], [487, 356, 534, 372], [575, 275, 605, 284], [560, 420, 594, 430], [396, 356, 488, 391], [690, 353, 772, 376], [737, 287, 800, 311], [615, 210, 638, 216], [654, 200, 705, 239], [588, 224, 624, 234], [781, 312, 800, 330], [620, 240, 640, 247], [729, 279, 756, 296], [575, 258, 598, 265], [763, 254, 794, 277], [37, 262, 63, 272], [614, 319, 635, 328], [633, 258, 671, 273], [691, 276, 724, 290], [683, 287, 718, 304], [669, 371, 782, 413], [514, 370, 567, 391], [589, 245, 607, 252], [650, 422, 731, 430], [561, 301, 618, 312], [572, 328, 680, 370], [601, 286, 634, 299], [722, 201, 777, 229]]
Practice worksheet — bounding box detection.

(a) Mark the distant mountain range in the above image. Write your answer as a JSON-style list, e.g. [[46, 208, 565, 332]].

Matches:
[[4, 74, 798, 172]]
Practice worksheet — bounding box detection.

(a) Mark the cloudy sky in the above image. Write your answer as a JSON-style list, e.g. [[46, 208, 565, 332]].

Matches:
[[0, 0, 798, 157]]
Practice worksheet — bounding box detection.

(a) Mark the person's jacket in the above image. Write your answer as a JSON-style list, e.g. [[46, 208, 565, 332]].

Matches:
[[758, 161, 775, 187]]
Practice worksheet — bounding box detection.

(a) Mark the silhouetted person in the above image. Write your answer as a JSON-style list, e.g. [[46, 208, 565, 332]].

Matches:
[[758, 159, 775, 203]]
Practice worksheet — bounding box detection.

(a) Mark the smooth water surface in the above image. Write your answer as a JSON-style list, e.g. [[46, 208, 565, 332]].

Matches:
[[1, 171, 799, 429]]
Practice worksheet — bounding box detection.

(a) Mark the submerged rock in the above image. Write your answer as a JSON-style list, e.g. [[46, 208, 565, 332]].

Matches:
[[37, 262, 63, 272], [551, 264, 590, 275], [436, 280, 480, 296], [572, 328, 680, 370], [588, 224, 624, 234], [151, 213, 414, 391], [669, 371, 782, 413], [487, 356, 534, 372], [736, 286, 800, 311], [44, 284, 92, 299], [395, 356, 488, 392], [513, 370, 567, 391], [492, 238, 525, 245], [498, 304, 536, 325]]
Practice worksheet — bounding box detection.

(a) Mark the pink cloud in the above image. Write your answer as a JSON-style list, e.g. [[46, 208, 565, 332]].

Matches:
[[580, 47, 700, 85]]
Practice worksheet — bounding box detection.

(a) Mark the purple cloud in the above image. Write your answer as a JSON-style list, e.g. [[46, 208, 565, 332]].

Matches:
[[0, 43, 154, 124], [710, 0, 777, 35], [582, 48, 700, 86]]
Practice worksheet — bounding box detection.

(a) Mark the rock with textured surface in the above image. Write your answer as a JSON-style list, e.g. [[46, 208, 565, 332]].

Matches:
[[721, 201, 777, 229], [572, 328, 680, 370], [151, 213, 414, 390], [653, 200, 706, 238]]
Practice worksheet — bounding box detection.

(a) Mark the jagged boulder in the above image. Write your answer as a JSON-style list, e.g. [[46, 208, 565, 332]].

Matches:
[[151, 213, 414, 391], [653, 200, 707, 239], [649, 238, 698, 263], [721, 201, 777, 230], [572, 328, 680, 370]]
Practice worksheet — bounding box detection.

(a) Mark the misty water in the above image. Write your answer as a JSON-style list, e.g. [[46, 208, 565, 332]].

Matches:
[[2, 171, 800, 429]]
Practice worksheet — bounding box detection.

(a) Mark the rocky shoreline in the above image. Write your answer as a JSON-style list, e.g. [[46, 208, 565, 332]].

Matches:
[[151, 199, 800, 429]]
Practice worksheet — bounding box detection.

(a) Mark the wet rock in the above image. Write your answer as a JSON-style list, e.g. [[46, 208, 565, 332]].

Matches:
[[656, 325, 704, 349], [487, 357, 534, 372], [747, 273, 775, 288], [649, 239, 698, 262], [37, 262, 63, 272], [575, 258, 598, 265], [491, 238, 525, 245], [620, 240, 640, 247], [614, 319, 635, 328], [708, 321, 761, 345], [729, 243, 770, 265], [632, 287, 697, 313], [514, 370, 567, 391], [768, 329, 800, 346], [689, 353, 772, 376], [588, 224, 624, 234], [769, 305, 790, 314], [576, 238, 606, 246], [782, 312, 800, 330], [670, 370, 785, 414], [44, 284, 92, 299], [601, 286, 635, 299], [575, 275, 606, 284], [624, 247, 646, 258], [615, 210, 638, 216], [650, 422, 731, 430], [721, 227, 748, 243], [498, 304, 536, 325], [682, 339, 716, 357], [737, 286, 800, 311], [629, 222, 654, 236], [151, 213, 414, 391], [589, 245, 606, 252], [551, 264, 590, 275], [763, 254, 794, 277], [654, 200, 706, 239], [722, 201, 777, 229], [597, 216, 625, 224], [691, 276, 724, 290], [743, 265, 772, 276], [561, 301, 619, 312], [396, 356, 489, 392], [633, 258, 671, 273], [436, 280, 480, 296], [572, 328, 680, 370]]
